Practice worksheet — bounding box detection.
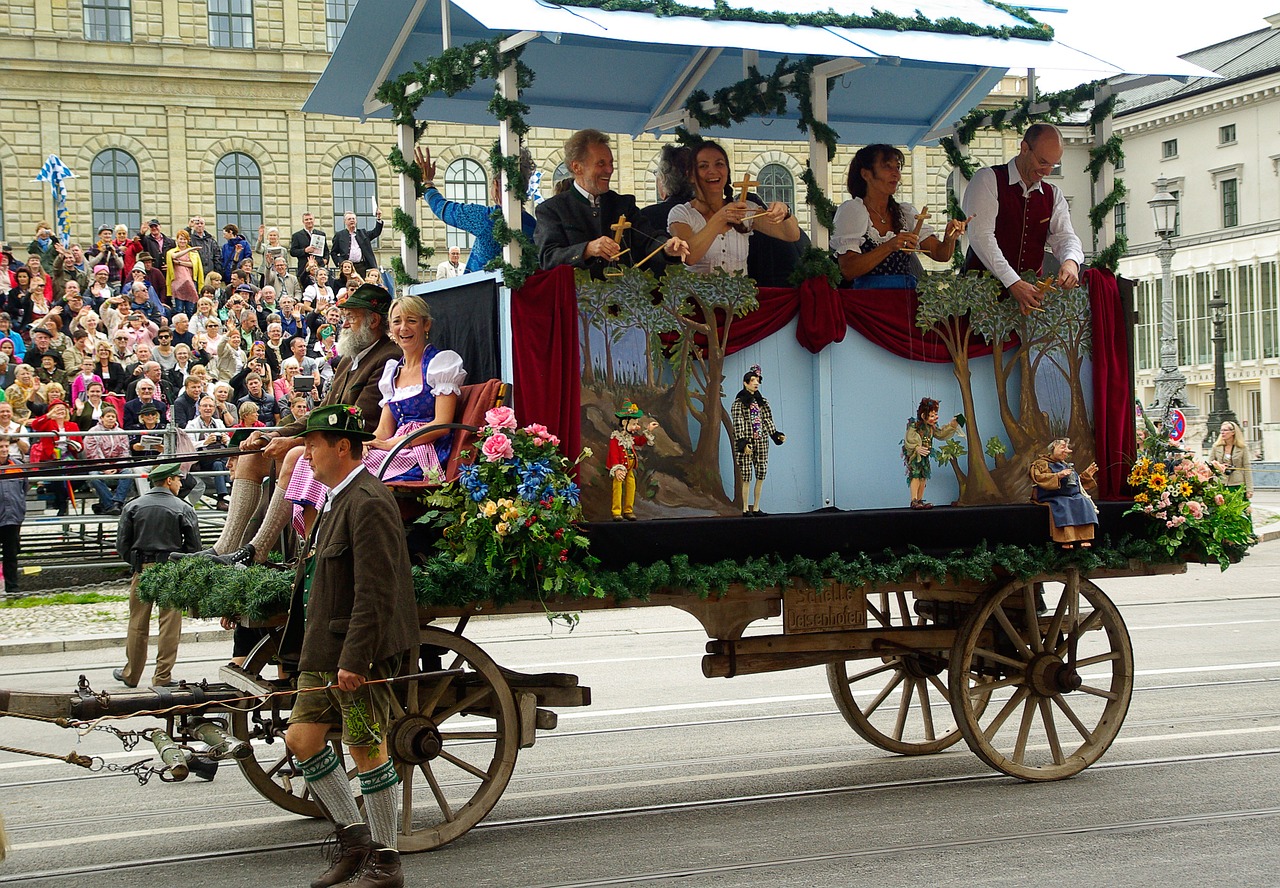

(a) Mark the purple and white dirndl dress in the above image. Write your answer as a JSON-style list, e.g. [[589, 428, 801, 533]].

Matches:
[[361, 345, 466, 482]]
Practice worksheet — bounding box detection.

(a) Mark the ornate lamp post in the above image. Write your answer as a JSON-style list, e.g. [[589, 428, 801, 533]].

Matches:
[[1202, 293, 1241, 449], [1148, 176, 1189, 417]]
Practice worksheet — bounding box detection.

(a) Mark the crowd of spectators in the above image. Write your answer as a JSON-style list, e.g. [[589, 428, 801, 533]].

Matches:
[[0, 212, 382, 517]]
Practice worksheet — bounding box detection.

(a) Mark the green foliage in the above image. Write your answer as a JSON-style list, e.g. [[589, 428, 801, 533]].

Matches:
[[801, 165, 837, 232], [137, 537, 1213, 620], [485, 208, 539, 289], [915, 270, 1002, 331], [660, 264, 760, 317], [936, 436, 967, 465], [788, 245, 841, 288], [552, 0, 1052, 40], [984, 436, 1008, 459], [0, 591, 128, 609]]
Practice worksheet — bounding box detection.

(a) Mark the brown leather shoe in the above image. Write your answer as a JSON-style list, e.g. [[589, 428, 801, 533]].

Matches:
[[352, 848, 404, 888], [311, 823, 372, 888]]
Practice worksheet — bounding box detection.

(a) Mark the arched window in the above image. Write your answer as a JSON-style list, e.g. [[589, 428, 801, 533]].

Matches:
[[214, 152, 262, 235], [332, 156, 378, 234], [756, 163, 795, 208], [90, 149, 142, 232], [444, 158, 487, 251]]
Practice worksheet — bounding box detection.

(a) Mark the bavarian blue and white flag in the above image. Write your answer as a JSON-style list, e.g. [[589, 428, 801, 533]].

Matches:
[[526, 168, 544, 207], [34, 155, 77, 247]]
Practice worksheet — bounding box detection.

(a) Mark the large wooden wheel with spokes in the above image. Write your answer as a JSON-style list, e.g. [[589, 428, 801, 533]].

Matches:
[[826, 589, 975, 755], [229, 631, 328, 818], [391, 626, 520, 851], [948, 571, 1134, 781]]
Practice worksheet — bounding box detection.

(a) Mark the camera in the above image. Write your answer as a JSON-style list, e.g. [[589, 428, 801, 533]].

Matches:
[[293, 375, 315, 393]]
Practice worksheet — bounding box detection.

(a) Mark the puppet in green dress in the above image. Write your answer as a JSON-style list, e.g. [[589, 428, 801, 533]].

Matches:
[[902, 397, 960, 510]]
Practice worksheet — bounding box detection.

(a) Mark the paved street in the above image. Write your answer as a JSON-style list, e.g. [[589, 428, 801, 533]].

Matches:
[[1, 534, 1279, 887]]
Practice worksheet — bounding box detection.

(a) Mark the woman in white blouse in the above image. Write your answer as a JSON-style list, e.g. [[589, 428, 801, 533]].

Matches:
[[362, 295, 466, 482], [668, 140, 800, 275], [831, 144, 966, 284]]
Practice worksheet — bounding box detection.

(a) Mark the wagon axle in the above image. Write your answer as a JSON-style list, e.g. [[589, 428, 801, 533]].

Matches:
[[1026, 652, 1083, 696]]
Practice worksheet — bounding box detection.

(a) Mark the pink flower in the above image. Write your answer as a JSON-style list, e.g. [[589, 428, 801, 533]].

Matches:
[[1215, 494, 1225, 505], [485, 406, 517, 429], [481, 432, 514, 462], [523, 423, 549, 436]]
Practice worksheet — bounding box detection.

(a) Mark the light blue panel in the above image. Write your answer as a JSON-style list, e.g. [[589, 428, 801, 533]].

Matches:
[[826, 334, 1011, 511], [718, 317, 824, 514]]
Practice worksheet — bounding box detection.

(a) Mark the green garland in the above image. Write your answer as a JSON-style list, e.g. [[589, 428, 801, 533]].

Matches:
[[941, 78, 1128, 273], [376, 39, 537, 288], [138, 535, 1214, 622], [801, 165, 837, 232], [553, 0, 1052, 41], [788, 245, 841, 287]]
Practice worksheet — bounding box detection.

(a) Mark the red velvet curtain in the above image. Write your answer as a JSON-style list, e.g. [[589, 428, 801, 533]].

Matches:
[[511, 266, 581, 461], [1084, 268, 1133, 499]]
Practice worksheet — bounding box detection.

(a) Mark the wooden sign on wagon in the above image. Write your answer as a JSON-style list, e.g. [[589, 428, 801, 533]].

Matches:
[[782, 582, 867, 634]]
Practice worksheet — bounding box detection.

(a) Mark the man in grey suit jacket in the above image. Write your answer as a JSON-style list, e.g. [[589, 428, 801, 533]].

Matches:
[[280, 403, 417, 888], [535, 128, 688, 278]]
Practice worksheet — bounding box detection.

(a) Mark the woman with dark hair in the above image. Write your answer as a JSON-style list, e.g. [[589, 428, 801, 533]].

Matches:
[[5, 267, 34, 331], [831, 144, 967, 284], [668, 140, 799, 275]]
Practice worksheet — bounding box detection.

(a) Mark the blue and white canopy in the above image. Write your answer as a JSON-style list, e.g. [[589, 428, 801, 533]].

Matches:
[[305, 0, 1213, 147]]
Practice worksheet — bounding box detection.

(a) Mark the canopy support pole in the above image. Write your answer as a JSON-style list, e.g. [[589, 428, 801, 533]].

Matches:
[[1092, 83, 1115, 254], [807, 70, 830, 249], [397, 123, 419, 288], [498, 60, 523, 269]]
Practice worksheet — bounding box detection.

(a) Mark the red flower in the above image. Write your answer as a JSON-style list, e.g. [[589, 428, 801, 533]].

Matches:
[[553, 528, 564, 540]]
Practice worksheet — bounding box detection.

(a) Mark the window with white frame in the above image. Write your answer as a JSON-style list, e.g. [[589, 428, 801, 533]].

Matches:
[[214, 152, 262, 234], [84, 0, 131, 42], [1162, 139, 1178, 159], [1216, 268, 1234, 360], [444, 158, 487, 250], [1194, 271, 1213, 365], [1219, 124, 1236, 145], [332, 156, 378, 234], [208, 0, 253, 48], [325, 0, 355, 51], [1237, 265, 1257, 362], [755, 163, 795, 208], [90, 149, 142, 232], [1113, 201, 1126, 241], [1262, 262, 1279, 360]]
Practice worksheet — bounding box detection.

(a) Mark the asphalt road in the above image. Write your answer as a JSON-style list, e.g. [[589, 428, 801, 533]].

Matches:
[[2, 544, 1279, 887]]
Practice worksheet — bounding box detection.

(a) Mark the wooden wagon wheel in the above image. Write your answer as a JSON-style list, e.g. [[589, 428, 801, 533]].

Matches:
[[825, 589, 976, 755], [948, 572, 1134, 781], [229, 630, 330, 819], [390, 625, 520, 852]]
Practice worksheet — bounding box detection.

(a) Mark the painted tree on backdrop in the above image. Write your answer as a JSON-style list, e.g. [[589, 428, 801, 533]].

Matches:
[[918, 271, 1094, 504]]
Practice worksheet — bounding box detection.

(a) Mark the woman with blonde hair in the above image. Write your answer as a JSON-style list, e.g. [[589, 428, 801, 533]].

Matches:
[[363, 294, 466, 482], [1210, 420, 1253, 499], [4, 364, 41, 419]]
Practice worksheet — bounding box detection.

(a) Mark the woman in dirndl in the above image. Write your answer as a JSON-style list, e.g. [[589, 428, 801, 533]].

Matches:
[[362, 295, 465, 482]]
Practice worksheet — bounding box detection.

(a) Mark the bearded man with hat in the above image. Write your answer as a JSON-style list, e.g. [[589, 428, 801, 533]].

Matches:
[[112, 463, 200, 689], [280, 404, 417, 888], [608, 399, 658, 521], [176, 284, 400, 567]]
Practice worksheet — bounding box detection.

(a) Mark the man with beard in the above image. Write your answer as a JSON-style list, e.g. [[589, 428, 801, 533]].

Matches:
[[175, 284, 399, 567]]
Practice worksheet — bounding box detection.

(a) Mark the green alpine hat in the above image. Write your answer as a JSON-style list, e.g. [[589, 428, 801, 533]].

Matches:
[[292, 403, 376, 441], [337, 283, 392, 316], [615, 399, 643, 419], [147, 463, 183, 484]]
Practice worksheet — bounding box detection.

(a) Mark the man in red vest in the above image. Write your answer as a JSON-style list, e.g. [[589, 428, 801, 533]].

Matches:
[[962, 122, 1083, 314]]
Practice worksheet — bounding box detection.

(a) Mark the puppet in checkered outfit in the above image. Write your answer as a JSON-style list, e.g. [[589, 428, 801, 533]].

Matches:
[[731, 365, 784, 516], [608, 400, 658, 521]]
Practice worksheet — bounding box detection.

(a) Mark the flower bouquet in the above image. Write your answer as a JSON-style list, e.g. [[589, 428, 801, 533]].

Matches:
[[420, 406, 600, 606], [1125, 419, 1255, 568]]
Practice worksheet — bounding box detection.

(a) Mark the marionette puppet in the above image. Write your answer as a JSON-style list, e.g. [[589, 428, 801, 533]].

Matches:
[[1030, 437, 1099, 549], [902, 397, 962, 510], [731, 365, 785, 516], [608, 400, 658, 521]]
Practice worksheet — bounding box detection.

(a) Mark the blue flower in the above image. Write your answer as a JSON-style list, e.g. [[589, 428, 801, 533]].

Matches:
[[469, 483, 489, 502], [559, 482, 581, 506], [458, 463, 482, 491], [517, 477, 544, 501]]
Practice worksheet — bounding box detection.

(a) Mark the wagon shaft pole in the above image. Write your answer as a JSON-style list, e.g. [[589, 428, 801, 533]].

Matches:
[[0, 683, 253, 722]]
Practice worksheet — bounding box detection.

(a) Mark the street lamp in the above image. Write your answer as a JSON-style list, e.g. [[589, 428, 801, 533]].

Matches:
[[1202, 293, 1240, 449], [1148, 176, 1189, 417]]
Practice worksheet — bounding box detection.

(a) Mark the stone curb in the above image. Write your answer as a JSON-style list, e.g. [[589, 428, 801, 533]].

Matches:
[[0, 629, 232, 657]]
